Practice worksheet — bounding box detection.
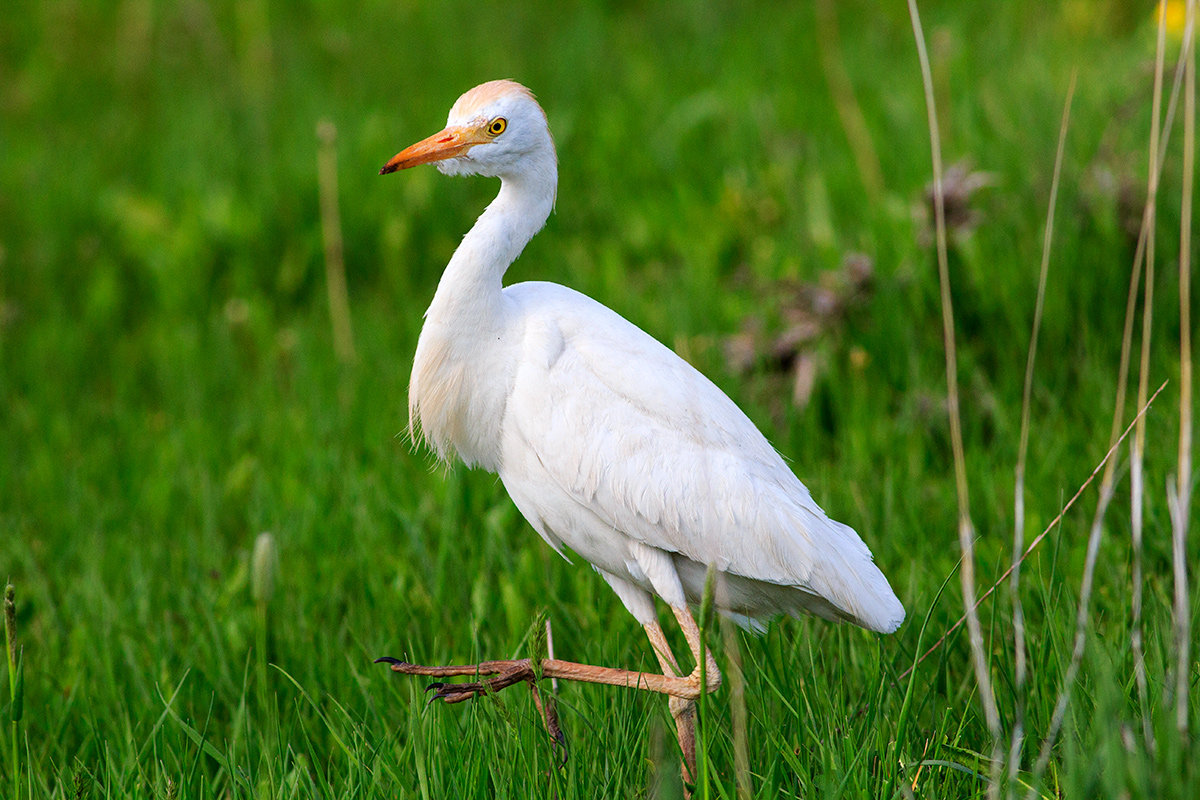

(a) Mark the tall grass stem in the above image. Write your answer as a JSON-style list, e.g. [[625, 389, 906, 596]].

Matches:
[[905, 3, 1002, 793], [1009, 73, 1076, 794], [718, 582, 751, 800], [696, 563, 717, 800], [901, 380, 1169, 680], [1173, 0, 1195, 737], [5, 582, 20, 800], [317, 119, 357, 366], [1129, 0, 1170, 754]]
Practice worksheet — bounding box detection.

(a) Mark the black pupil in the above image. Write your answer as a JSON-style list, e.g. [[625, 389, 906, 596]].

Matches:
[[492, 122, 502, 132]]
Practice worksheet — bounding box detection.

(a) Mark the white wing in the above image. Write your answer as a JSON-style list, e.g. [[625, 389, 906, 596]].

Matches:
[[501, 282, 904, 633]]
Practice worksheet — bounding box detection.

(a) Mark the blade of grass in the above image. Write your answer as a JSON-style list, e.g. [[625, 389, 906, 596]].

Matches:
[[135, 671, 193, 764], [1129, 0, 1171, 757], [1173, 0, 1195, 737], [901, 379, 1170, 680], [885, 560, 958, 800], [272, 665, 359, 768], [157, 685, 253, 795], [718, 603, 750, 800], [1009, 73, 1076, 796], [905, 5, 1002, 794]]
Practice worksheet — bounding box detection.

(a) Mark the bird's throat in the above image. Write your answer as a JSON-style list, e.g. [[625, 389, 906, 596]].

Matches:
[[408, 171, 556, 469]]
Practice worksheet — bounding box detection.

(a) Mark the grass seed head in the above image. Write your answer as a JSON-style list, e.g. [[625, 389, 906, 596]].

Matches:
[[252, 533, 278, 607], [4, 582, 14, 677]]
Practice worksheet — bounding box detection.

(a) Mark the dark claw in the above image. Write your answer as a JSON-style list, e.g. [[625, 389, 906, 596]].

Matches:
[[420, 680, 487, 704], [374, 656, 405, 666], [551, 729, 569, 767]]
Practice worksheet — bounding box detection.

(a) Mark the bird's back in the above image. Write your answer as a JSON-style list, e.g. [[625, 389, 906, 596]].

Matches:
[[498, 281, 905, 634]]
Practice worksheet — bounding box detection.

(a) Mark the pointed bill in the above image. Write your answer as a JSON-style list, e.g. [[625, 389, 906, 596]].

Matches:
[[380, 124, 491, 174]]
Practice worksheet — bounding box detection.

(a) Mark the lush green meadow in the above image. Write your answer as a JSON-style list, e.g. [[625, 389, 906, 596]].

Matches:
[[2, 0, 1197, 796]]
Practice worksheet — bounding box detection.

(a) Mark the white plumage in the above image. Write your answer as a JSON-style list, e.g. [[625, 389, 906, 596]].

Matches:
[[380, 79, 904, 776]]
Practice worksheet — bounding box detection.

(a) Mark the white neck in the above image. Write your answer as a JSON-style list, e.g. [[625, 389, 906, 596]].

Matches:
[[409, 158, 557, 468], [427, 167, 557, 322]]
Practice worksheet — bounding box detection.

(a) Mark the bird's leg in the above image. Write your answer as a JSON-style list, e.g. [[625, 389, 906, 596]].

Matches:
[[375, 657, 536, 703], [644, 620, 697, 787], [527, 679, 568, 763], [375, 655, 707, 699], [671, 605, 722, 695], [378, 616, 719, 791]]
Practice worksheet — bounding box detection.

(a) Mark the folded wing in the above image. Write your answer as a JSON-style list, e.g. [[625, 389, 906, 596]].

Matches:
[[503, 282, 904, 633]]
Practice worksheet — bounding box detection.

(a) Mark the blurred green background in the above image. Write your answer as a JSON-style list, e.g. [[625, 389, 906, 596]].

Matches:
[[1, 0, 1196, 797]]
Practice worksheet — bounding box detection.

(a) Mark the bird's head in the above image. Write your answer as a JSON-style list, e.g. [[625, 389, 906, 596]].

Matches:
[[381, 80, 556, 181]]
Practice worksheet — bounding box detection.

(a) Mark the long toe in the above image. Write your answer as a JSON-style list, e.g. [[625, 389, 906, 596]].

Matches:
[[420, 663, 536, 703], [670, 700, 697, 788], [425, 679, 486, 703]]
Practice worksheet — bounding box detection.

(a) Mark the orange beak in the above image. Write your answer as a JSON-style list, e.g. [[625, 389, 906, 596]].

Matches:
[[380, 124, 491, 175]]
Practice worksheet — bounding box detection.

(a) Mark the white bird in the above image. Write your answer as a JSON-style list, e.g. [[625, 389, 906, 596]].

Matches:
[[376, 80, 904, 780]]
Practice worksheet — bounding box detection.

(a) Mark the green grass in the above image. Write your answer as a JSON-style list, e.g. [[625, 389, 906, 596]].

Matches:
[[1, 0, 1197, 796]]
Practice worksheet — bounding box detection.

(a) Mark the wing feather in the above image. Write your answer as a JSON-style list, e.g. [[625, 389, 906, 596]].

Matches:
[[503, 282, 904, 632]]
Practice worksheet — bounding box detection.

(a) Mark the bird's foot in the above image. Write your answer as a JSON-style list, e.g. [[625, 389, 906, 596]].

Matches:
[[669, 697, 697, 790], [375, 655, 569, 761], [374, 656, 537, 703], [528, 680, 569, 765]]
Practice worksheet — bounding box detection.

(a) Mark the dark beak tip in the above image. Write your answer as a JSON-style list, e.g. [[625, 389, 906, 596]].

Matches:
[[379, 165, 394, 176]]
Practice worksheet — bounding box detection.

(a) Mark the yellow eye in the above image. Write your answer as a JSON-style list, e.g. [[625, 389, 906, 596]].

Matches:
[[488, 118, 507, 136]]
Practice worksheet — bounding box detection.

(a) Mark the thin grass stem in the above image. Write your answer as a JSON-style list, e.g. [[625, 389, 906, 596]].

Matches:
[[1128, 0, 1171, 757], [1009, 74, 1076, 795], [1173, 0, 1195, 737], [905, 4, 1002, 794], [901, 380, 1170, 680], [4, 582, 19, 800]]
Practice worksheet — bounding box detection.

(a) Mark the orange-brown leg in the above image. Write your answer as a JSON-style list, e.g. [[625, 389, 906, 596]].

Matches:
[[376, 606, 721, 787], [644, 618, 697, 786]]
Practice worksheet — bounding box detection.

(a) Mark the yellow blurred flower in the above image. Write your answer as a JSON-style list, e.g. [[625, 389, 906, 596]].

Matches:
[[1157, 0, 1189, 38]]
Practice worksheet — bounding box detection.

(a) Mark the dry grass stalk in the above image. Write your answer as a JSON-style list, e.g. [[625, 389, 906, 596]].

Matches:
[[1008, 73, 1076, 794], [1128, 0, 1171, 755], [317, 119, 357, 366], [1025, 11, 1175, 790], [1172, 0, 1195, 737], [1108, 3, 1196, 510], [900, 380, 1170, 682], [905, 1, 1003, 794], [1024, 483, 1116, 799]]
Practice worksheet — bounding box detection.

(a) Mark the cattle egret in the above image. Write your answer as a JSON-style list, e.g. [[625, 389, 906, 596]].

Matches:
[[375, 80, 905, 781]]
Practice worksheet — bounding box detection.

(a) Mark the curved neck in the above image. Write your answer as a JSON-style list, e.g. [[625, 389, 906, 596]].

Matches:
[[428, 167, 557, 320]]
